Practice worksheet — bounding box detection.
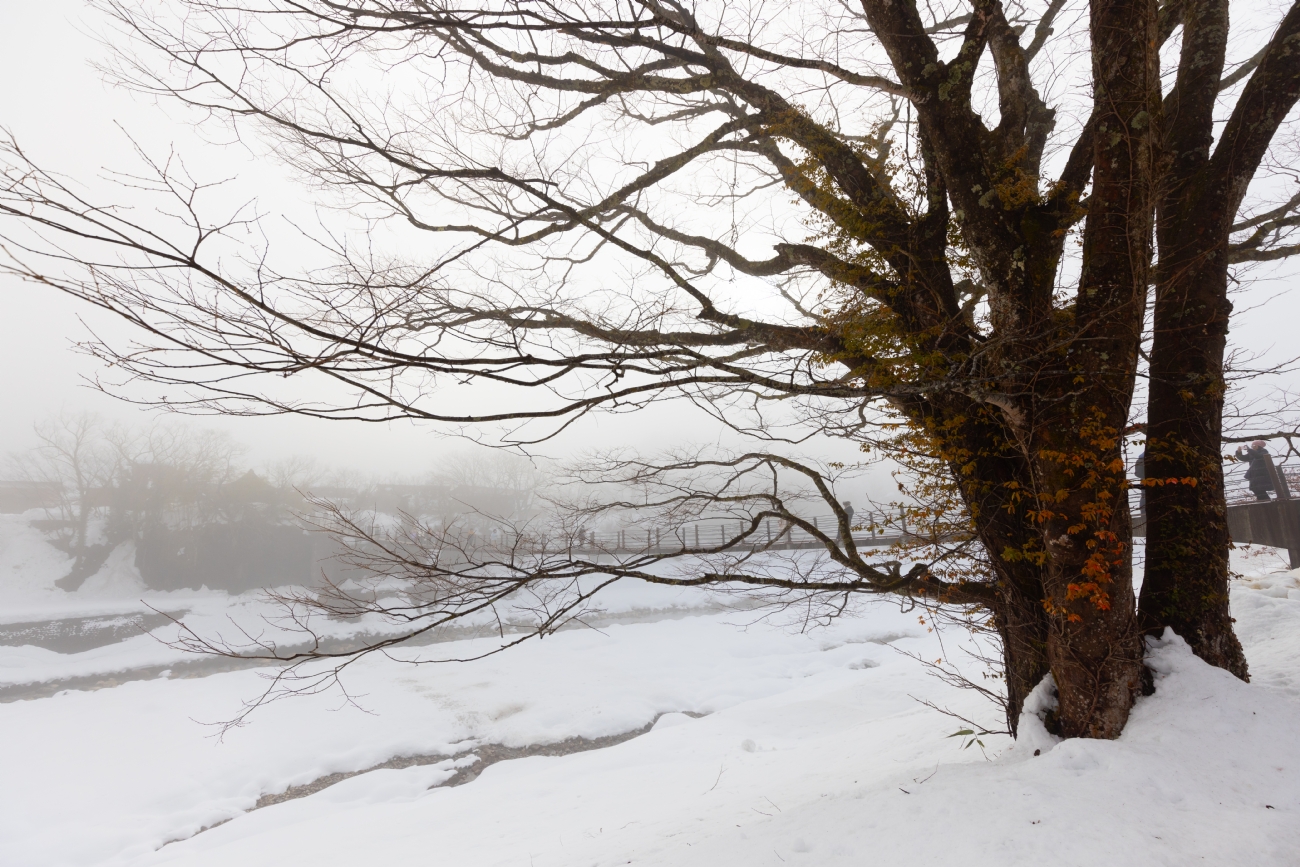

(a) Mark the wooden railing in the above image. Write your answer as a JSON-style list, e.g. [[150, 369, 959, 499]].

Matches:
[[566, 512, 909, 555]]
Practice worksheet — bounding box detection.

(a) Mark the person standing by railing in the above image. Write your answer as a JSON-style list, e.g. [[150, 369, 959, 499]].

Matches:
[[1134, 449, 1147, 517], [1235, 440, 1276, 502]]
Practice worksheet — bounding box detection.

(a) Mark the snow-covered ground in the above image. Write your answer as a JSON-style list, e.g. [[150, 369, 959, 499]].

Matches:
[[0, 513, 715, 689], [1, 515, 1298, 866]]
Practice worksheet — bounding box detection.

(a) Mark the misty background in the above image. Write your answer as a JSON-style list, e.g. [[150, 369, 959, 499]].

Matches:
[[0, 0, 918, 516], [1, 0, 1296, 501]]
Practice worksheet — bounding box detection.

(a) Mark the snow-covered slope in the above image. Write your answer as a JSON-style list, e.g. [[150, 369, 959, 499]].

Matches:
[[1, 540, 1297, 866]]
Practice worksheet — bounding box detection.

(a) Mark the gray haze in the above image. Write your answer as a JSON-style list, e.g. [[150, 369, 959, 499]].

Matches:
[[0, 0, 1295, 495]]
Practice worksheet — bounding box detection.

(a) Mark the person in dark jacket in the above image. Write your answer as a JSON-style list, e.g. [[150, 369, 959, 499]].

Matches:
[[1134, 449, 1147, 518], [1236, 440, 1275, 501]]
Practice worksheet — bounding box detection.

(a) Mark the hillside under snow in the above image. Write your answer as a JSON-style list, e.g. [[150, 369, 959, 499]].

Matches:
[[0, 516, 1297, 866]]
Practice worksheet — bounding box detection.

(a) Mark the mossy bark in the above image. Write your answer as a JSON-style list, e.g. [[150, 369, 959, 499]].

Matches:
[[1140, 184, 1248, 679]]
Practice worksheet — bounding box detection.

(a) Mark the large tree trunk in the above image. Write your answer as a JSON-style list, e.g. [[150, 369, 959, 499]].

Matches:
[[1040, 489, 1144, 738], [1138, 0, 1250, 679], [1013, 0, 1157, 738], [1141, 191, 1249, 678]]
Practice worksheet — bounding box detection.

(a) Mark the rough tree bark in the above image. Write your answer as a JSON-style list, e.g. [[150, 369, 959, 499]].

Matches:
[[1141, 0, 1300, 678], [1029, 0, 1155, 736]]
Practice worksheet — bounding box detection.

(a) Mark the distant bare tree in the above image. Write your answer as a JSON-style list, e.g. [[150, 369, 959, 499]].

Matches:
[[9, 412, 130, 588], [105, 425, 246, 539], [6, 414, 248, 587], [5, 0, 1300, 737], [263, 455, 328, 492], [432, 450, 542, 516]]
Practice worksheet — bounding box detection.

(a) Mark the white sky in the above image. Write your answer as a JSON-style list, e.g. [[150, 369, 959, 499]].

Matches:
[[0, 0, 1296, 495], [0, 2, 769, 480]]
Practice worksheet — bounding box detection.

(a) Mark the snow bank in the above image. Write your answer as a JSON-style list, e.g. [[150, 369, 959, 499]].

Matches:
[[1, 531, 1297, 866], [1006, 671, 1061, 758], [0, 514, 205, 624], [0, 512, 74, 613], [0, 609, 936, 866], [135, 615, 1298, 867], [1231, 566, 1300, 698]]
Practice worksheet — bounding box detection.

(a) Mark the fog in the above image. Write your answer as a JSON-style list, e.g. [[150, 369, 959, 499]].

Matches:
[[4, 2, 1298, 493], [0, 1, 911, 508], [0, 0, 1290, 654], [0, 0, 904, 631], [0, 0, 1297, 570]]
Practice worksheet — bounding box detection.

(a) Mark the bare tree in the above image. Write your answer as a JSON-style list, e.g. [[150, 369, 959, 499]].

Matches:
[[263, 455, 328, 492], [7, 413, 248, 588], [4, 0, 1300, 737], [105, 425, 246, 538], [9, 412, 129, 588], [433, 450, 542, 517]]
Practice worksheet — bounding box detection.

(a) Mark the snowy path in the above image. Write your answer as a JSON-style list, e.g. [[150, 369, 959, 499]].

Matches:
[[147, 631, 1300, 867]]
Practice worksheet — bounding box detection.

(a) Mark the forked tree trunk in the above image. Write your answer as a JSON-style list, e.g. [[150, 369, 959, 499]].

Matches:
[[918, 0, 1158, 738]]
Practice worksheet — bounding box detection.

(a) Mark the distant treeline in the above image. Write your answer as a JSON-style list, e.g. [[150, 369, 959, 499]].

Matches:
[[2, 413, 541, 592]]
